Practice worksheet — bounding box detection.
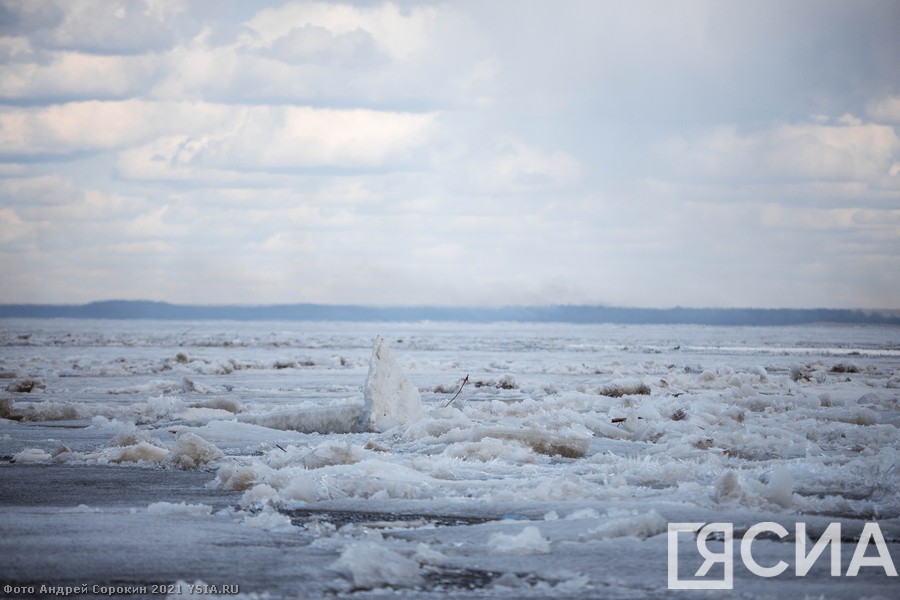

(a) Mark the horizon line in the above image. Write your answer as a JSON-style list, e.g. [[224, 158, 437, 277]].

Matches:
[[1, 300, 898, 326], [1, 299, 899, 312]]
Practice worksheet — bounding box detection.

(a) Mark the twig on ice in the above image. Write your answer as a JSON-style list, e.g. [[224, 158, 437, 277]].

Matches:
[[443, 374, 469, 407]]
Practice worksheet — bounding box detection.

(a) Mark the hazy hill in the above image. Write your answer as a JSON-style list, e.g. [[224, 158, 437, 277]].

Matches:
[[1, 301, 898, 326]]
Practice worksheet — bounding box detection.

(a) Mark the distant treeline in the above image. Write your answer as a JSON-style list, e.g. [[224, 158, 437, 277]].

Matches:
[[1, 301, 898, 326]]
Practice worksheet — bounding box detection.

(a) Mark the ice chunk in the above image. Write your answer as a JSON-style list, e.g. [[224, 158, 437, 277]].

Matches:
[[62, 504, 101, 513], [107, 442, 169, 464], [749, 365, 769, 382], [487, 525, 551, 555], [480, 426, 591, 458], [168, 432, 223, 469], [580, 510, 667, 540], [2, 400, 84, 421], [443, 437, 537, 463], [189, 398, 244, 414], [714, 470, 743, 503], [334, 542, 423, 590], [5, 377, 47, 393], [12, 448, 52, 463], [280, 459, 434, 503], [173, 420, 309, 449], [147, 501, 213, 517], [216, 464, 259, 491], [762, 468, 794, 508], [241, 483, 278, 508], [239, 402, 363, 434], [598, 379, 651, 397], [294, 441, 368, 470], [0, 397, 19, 420], [360, 336, 425, 432], [242, 510, 293, 531], [565, 508, 600, 520], [831, 407, 879, 426]]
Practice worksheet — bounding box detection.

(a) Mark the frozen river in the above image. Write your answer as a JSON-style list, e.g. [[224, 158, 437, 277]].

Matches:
[[1, 319, 898, 598]]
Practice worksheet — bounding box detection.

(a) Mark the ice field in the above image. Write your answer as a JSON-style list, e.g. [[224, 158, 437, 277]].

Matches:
[[1, 319, 898, 598]]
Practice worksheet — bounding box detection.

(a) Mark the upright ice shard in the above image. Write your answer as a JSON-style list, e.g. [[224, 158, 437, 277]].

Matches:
[[360, 336, 425, 432]]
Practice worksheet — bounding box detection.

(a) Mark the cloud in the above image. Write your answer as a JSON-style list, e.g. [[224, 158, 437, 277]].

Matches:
[[0, 174, 82, 205], [0, 207, 47, 247], [3, 1, 494, 108], [761, 204, 900, 235], [153, 1, 489, 107], [0, 0, 65, 37], [0, 100, 233, 156], [1, 1, 898, 309], [868, 95, 900, 124], [659, 119, 899, 184], [1, 99, 435, 170], [244, 1, 440, 62], [116, 105, 437, 180], [0, 47, 160, 100], [3, 0, 193, 54], [470, 138, 583, 194], [261, 24, 387, 67]]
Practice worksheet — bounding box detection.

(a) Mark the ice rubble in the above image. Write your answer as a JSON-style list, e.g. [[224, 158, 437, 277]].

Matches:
[[4, 321, 900, 596]]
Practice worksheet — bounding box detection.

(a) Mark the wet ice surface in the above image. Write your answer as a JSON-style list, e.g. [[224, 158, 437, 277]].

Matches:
[[1, 319, 899, 598]]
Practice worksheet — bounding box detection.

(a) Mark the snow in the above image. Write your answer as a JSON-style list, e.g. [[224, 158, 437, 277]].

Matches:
[[1, 319, 898, 598]]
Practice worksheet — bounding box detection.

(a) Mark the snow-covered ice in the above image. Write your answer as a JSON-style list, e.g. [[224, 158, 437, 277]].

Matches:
[[0, 319, 898, 598]]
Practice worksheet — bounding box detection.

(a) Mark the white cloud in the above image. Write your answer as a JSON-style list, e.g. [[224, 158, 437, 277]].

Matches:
[[0, 100, 435, 172], [2, 1, 494, 108], [0, 50, 159, 99], [115, 105, 436, 180], [260, 24, 386, 67], [197, 106, 436, 170], [0, 207, 46, 247], [244, 1, 439, 62], [868, 95, 900, 124], [0, 174, 82, 205], [761, 204, 900, 233], [27, 0, 190, 54], [469, 139, 582, 194], [0, 100, 233, 155], [139, 1, 489, 108], [660, 120, 899, 183]]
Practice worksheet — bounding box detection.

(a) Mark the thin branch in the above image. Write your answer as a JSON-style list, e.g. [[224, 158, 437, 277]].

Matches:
[[443, 374, 469, 407]]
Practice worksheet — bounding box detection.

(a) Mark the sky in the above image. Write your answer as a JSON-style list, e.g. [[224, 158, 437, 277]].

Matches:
[[1, 0, 899, 309]]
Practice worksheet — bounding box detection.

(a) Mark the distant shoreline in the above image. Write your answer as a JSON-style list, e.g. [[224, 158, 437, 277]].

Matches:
[[1, 301, 898, 326]]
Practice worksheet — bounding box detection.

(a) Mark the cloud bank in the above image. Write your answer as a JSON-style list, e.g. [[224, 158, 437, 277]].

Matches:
[[1, 0, 898, 308]]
